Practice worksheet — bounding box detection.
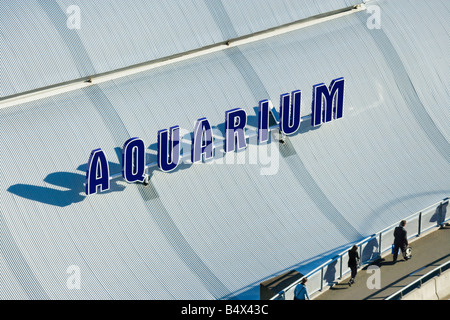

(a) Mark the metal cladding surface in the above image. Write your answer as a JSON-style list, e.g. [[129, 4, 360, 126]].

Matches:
[[1, 0, 449, 299], [1, 0, 356, 98]]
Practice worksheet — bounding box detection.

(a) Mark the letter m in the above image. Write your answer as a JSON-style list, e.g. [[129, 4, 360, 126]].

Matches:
[[311, 77, 345, 127]]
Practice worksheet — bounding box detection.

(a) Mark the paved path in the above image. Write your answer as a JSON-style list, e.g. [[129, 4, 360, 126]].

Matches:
[[314, 225, 450, 300]]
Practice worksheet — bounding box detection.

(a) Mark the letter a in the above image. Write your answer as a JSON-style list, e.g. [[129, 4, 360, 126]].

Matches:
[[85, 148, 110, 195], [366, 265, 381, 290], [66, 265, 81, 290]]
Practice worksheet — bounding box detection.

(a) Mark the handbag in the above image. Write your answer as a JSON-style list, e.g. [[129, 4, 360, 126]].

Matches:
[[405, 246, 412, 259], [391, 244, 401, 255]]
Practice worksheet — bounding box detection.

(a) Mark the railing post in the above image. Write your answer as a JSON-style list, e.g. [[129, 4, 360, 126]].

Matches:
[[339, 256, 343, 279], [359, 244, 363, 264], [418, 211, 422, 236], [320, 268, 324, 291], [379, 232, 382, 258]]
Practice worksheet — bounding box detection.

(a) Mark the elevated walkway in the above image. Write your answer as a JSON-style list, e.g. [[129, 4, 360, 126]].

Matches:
[[314, 225, 450, 300]]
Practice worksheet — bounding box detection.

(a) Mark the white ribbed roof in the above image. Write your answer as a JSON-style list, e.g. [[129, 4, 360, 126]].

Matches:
[[1, 0, 449, 299], [1, 0, 356, 97]]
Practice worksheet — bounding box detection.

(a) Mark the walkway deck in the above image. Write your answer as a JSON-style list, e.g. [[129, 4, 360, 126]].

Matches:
[[314, 225, 450, 300]]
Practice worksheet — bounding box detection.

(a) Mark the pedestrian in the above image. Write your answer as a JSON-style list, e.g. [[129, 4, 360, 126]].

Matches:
[[294, 277, 310, 300], [348, 245, 360, 286], [393, 220, 409, 262]]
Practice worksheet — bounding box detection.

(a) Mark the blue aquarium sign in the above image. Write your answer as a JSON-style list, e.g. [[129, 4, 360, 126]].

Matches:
[[85, 77, 344, 195]]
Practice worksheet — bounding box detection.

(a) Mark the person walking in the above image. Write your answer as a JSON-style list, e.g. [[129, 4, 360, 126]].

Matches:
[[348, 245, 360, 286], [294, 277, 310, 300], [393, 220, 409, 262]]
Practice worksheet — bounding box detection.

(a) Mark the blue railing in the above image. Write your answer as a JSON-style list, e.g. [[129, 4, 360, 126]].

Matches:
[[270, 197, 449, 300]]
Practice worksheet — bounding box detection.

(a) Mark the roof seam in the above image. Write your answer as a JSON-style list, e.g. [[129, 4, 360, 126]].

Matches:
[[0, 3, 365, 109]]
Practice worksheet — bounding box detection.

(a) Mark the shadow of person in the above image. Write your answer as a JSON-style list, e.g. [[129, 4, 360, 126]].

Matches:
[[370, 258, 397, 267], [362, 237, 379, 262], [323, 259, 338, 286], [329, 283, 349, 291]]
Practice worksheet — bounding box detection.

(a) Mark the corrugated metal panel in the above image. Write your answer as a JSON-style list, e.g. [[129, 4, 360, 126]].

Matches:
[[372, 0, 450, 142], [1, 0, 449, 300], [1, 0, 355, 97], [220, 0, 358, 36]]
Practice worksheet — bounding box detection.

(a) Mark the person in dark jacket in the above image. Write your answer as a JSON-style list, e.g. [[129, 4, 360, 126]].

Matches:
[[393, 220, 409, 262], [348, 245, 360, 286]]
